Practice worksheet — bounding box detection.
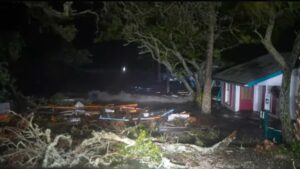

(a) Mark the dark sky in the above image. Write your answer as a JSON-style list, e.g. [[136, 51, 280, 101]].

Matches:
[[0, 1, 298, 96], [0, 1, 159, 96], [0, 1, 156, 70]]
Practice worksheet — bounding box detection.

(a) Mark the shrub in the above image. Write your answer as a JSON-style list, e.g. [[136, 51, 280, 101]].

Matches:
[[120, 129, 162, 167]]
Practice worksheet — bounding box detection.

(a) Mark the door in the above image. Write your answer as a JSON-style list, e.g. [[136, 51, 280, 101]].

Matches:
[[240, 87, 254, 111]]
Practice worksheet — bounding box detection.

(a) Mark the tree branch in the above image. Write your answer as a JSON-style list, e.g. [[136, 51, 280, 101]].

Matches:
[[260, 16, 287, 68], [171, 42, 193, 76], [179, 76, 195, 95], [24, 2, 100, 34], [218, 43, 240, 53], [73, 10, 100, 34]]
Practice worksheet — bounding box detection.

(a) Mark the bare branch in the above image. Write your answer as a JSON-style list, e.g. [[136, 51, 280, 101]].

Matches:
[[24, 2, 100, 34], [264, 15, 275, 43], [218, 43, 240, 53], [169, 42, 194, 76], [73, 10, 100, 34], [260, 16, 287, 67], [254, 29, 264, 40], [186, 59, 201, 71], [180, 76, 195, 95]]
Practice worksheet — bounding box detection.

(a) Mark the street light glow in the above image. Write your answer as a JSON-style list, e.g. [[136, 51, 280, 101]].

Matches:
[[122, 66, 126, 73]]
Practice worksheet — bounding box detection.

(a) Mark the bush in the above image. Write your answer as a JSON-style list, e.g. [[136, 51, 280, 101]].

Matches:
[[120, 129, 162, 167]]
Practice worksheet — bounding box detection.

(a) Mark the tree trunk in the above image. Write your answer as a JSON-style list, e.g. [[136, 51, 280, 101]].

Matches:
[[295, 69, 300, 140], [201, 5, 216, 114], [194, 73, 203, 108], [166, 79, 170, 94], [180, 77, 195, 95], [280, 67, 294, 143]]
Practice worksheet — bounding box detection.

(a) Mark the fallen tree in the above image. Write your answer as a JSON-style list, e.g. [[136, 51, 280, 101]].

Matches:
[[0, 111, 236, 168]]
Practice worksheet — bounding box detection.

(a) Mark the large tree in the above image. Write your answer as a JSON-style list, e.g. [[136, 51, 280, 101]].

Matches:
[[0, 2, 96, 109], [0, 31, 35, 110], [235, 2, 300, 143], [22, 2, 238, 114], [99, 2, 208, 107], [98, 2, 237, 113], [201, 3, 217, 113], [23, 1, 100, 42]]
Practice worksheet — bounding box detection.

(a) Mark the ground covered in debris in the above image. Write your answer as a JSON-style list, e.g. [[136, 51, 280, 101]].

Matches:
[[0, 98, 297, 169]]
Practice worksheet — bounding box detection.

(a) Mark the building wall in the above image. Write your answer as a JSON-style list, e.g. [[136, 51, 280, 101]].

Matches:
[[230, 84, 235, 110], [253, 86, 263, 112], [234, 86, 240, 111], [256, 74, 282, 86], [221, 82, 225, 105], [218, 67, 299, 118], [221, 82, 236, 111]]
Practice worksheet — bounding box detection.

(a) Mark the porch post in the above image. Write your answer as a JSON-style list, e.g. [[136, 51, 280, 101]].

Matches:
[[264, 86, 271, 111]]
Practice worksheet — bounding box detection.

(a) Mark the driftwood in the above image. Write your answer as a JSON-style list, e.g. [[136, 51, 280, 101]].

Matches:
[[0, 112, 51, 167], [0, 112, 236, 168], [159, 130, 236, 155]]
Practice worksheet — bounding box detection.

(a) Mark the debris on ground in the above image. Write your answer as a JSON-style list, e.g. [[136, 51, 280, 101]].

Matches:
[[255, 139, 276, 153], [0, 111, 237, 169], [88, 90, 194, 103], [0, 102, 12, 123], [167, 111, 190, 122], [0, 100, 295, 169]]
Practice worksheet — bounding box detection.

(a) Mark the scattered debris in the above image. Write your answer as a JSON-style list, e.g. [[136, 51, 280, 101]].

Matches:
[[161, 111, 199, 129], [98, 109, 174, 123], [167, 111, 190, 121], [104, 108, 115, 113], [255, 139, 276, 153], [74, 101, 84, 108], [0, 102, 11, 123], [0, 112, 237, 169], [88, 90, 194, 103], [67, 117, 81, 124]]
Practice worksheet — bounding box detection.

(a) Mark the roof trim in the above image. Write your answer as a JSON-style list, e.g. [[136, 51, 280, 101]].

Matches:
[[244, 70, 283, 87], [213, 77, 245, 86]]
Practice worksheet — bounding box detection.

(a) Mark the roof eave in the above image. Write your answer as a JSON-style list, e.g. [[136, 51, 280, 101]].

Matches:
[[244, 70, 283, 87]]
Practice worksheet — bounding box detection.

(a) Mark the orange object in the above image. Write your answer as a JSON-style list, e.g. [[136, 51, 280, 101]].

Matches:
[[128, 109, 138, 113], [0, 114, 11, 123]]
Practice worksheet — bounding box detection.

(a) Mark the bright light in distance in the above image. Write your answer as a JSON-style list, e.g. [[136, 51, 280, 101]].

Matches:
[[122, 66, 126, 73]]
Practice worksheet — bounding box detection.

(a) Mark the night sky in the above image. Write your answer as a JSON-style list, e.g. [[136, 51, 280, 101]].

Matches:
[[0, 1, 297, 97], [0, 2, 159, 96]]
